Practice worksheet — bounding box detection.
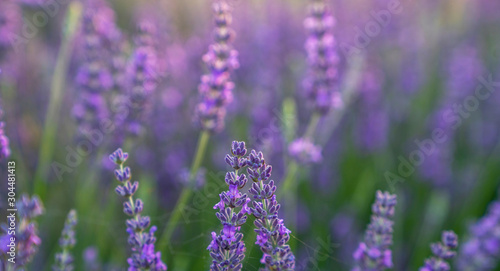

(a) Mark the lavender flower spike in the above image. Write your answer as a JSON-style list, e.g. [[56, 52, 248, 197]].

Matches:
[[353, 190, 396, 271], [124, 21, 159, 136], [0, 105, 11, 161], [208, 141, 250, 270], [457, 201, 500, 271], [109, 148, 167, 271], [247, 149, 295, 270], [53, 210, 78, 271], [194, 1, 239, 133], [73, 9, 112, 136], [304, 0, 340, 114], [420, 231, 458, 271], [0, 194, 44, 269]]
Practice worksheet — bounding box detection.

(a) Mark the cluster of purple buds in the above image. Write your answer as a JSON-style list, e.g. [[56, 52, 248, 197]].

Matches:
[[208, 141, 250, 270], [457, 201, 500, 271], [420, 231, 458, 271], [54, 210, 78, 271], [246, 149, 295, 270], [0, 194, 44, 268], [304, 0, 340, 114], [0, 105, 11, 161], [353, 190, 396, 271], [109, 148, 167, 271], [124, 21, 159, 136], [0, 0, 20, 60], [288, 137, 322, 164], [73, 8, 113, 136], [194, 1, 239, 133]]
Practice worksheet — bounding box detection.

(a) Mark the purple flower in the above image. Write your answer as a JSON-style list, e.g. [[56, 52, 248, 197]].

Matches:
[[0, 194, 44, 269], [356, 67, 389, 152], [353, 191, 396, 271], [109, 148, 167, 271], [304, 0, 341, 114], [123, 21, 159, 137], [73, 8, 114, 137], [419, 231, 458, 271], [246, 149, 295, 270], [288, 137, 322, 164], [194, 1, 239, 133], [208, 141, 249, 270], [0, 106, 10, 161], [54, 210, 78, 271], [457, 201, 500, 271], [0, 0, 20, 59]]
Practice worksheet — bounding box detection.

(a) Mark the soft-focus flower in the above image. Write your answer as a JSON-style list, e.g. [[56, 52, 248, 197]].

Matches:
[[123, 20, 159, 137], [0, 194, 44, 269], [109, 148, 167, 271], [194, 1, 239, 133], [0, 0, 20, 60], [73, 7, 114, 137], [352, 191, 396, 271], [356, 67, 388, 152], [304, 0, 340, 114], [53, 210, 78, 271], [457, 201, 500, 271], [0, 105, 10, 161], [419, 231, 458, 271], [288, 137, 322, 164]]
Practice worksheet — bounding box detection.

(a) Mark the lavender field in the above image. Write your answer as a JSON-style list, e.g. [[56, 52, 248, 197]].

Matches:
[[1, 0, 500, 270]]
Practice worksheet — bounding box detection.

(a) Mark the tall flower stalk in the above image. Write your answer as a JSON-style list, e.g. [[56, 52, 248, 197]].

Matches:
[[0, 195, 44, 270], [72, 8, 113, 137], [53, 210, 78, 271], [109, 148, 167, 271], [0, 104, 11, 161], [283, 0, 340, 195], [158, 0, 239, 252], [353, 191, 396, 271], [247, 149, 295, 270], [122, 21, 159, 138], [303, 0, 340, 115], [457, 201, 500, 271], [207, 141, 250, 270], [420, 231, 458, 271], [194, 1, 239, 133]]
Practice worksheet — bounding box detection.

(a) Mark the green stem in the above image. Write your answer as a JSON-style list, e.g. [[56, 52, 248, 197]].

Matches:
[[279, 162, 299, 198], [32, 2, 82, 199], [157, 130, 210, 252], [304, 113, 321, 140], [280, 111, 321, 198]]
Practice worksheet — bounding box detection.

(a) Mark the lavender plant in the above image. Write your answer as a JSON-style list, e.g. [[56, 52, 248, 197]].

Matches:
[[0, 0, 20, 61], [0, 105, 11, 161], [53, 210, 78, 271], [0, 195, 44, 270], [419, 231, 458, 271], [194, 0, 239, 133], [457, 201, 500, 271], [303, 0, 340, 114], [286, 0, 340, 166], [208, 141, 250, 270], [123, 21, 159, 137], [109, 148, 167, 271], [73, 8, 113, 136], [247, 149, 295, 269], [353, 191, 396, 271]]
